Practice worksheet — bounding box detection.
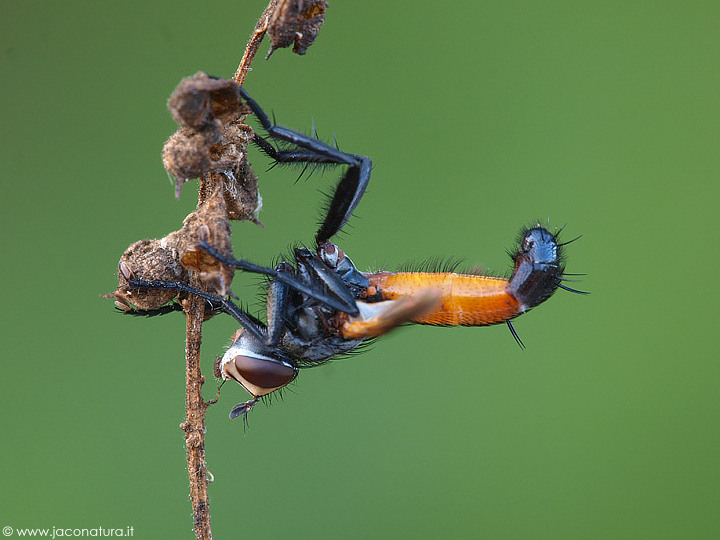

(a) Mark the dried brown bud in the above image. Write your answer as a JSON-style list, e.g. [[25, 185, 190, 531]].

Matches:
[[104, 191, 236, 313], [169, 193, 235, 296], [267, 0, 328, 58], [168, 72, 247, 130], [163, 72, 254, 198], [162, 128, 217, 196], [102, 239, 188, 311], [197, 123, 262, 223]]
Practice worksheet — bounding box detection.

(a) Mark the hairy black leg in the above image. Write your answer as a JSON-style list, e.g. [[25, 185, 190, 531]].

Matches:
[[316, 163, 370, 245], [118, 300, 228, 319], [238, 86, 372, 244], [198, 241, 359, 315], [126, 278, 267, 341]]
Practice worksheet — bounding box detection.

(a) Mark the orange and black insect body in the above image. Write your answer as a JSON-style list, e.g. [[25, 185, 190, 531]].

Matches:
[[340, 226, 585, 346]]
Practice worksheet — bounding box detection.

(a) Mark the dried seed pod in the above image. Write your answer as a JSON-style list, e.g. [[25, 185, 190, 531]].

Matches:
[[197, 123, 262, 223], [162, 128, 218, 196], [168, 71, 247, 130], [267, 0, 328, 58], [102, 239, 188, 311], [104, 192, 235, 312], [170, 193, 235, 296], [163, 72, 253, 198]]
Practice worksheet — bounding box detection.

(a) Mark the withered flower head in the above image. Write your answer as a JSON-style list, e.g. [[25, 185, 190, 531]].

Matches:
[[172, 193, 235, 297], [162, 72, 254, 200], [167, 71, 247, 131], [103, 192, 236, 313], [267, 0, 328, 58], [102, 239, 188, 312]]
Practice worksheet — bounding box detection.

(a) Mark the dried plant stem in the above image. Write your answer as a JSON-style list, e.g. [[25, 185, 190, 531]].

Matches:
[[183, 2, 277, 539], [234, 0, 277, 85], [182, 280, 211, 540]]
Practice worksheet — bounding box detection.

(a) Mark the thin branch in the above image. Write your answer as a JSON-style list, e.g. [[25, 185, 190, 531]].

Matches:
[[234, 0, 277, 85], [184, 2, 277, 539], [182, 281, 212, 540]]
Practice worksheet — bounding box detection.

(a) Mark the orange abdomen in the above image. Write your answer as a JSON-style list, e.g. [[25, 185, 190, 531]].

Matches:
[[366, 272, 522, 326]]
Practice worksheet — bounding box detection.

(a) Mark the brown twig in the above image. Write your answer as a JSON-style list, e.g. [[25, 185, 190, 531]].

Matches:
[[234, 0, 277, 85], [183, 3, 278, 539], [181, 280, 211, 540]]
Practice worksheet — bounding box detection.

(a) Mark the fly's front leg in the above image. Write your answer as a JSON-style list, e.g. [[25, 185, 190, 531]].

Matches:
[[199, 240, 358, 315], [126, 277, 267, 342]]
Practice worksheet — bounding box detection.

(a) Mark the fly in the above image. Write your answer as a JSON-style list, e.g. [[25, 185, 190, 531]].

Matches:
[[120, 86, 586, 422]]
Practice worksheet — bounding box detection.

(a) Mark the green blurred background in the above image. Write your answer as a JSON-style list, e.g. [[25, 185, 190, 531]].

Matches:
[[2, 1, 718, 538]]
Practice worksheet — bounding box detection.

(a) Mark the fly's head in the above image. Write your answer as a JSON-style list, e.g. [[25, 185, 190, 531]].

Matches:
[[216, 329, 298, 420]]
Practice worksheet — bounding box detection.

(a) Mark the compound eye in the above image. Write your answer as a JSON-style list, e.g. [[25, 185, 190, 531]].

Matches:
[[224, 354, 297, 398]]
